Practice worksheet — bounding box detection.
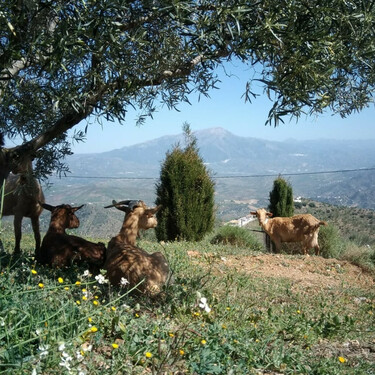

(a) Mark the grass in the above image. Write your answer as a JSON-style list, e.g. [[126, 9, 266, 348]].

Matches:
[[0, 231, 375, 375]]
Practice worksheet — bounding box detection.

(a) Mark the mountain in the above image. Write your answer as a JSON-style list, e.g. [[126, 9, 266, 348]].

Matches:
[[64, 127, 375, 177], [45, 128, 375, 220]]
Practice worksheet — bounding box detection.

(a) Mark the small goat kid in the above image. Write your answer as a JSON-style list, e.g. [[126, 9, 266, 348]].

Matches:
[[1, 160, 45, 254], [250, 208, 327, 255], [36, 203, 106, 268], [104, 200, 169, 295]]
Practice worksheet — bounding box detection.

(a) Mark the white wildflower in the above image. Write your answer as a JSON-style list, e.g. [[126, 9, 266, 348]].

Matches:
[[199, 297, 211, 313], [59, 358, 71, 371], [95, 274, 108, 284], [59, 351, 73, 371], [61, 351, 73, 361], [58, 343, 66, 352], [76, 351, 84, 361], [82, 270, 91, 277], [31, 368, 37, 375], [120, 277, 129, 287], [38, 344, 49, 357]]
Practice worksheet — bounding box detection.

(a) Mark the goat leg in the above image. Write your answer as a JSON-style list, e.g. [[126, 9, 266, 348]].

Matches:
[[13, 214, 22, 253]]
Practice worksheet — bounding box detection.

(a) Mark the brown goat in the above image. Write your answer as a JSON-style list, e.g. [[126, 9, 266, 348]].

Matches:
[[1, 160, 45, 254], [104, 200, 169, 295], [36, 203, 106, 269], [250, 208, 327, 255]]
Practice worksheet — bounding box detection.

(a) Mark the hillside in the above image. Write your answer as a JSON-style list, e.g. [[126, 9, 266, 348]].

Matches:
[[45, 127, 375, 212]]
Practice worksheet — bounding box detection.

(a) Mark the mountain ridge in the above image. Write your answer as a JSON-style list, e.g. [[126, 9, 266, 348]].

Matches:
[[46, 127, 375, 213]]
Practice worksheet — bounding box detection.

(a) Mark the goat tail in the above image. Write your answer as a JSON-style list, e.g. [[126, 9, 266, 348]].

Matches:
[[319, 221, 328, 226]]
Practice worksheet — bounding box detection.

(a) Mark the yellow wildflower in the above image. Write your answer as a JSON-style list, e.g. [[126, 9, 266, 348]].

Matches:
[[90, 326, 98, 333], [75, 281, 81, 286], [201, 339, 207, 345], [31, 269, 37, 275], [93, 300, 99, 306], [145, 352, 153, 358], [58, 277, 63, 283], [38, 283, 44, 288], [112, 343, 119, 349], [338, 356, 347, 363], [179, 349, 185, 356]]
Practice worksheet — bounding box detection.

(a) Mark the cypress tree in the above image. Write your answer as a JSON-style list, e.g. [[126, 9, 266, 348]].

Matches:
[[266, 176, 294, 252], [155, 124, 215, 242], [268, 176, 294, 217]]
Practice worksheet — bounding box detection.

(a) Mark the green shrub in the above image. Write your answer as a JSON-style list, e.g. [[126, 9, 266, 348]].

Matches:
[[318, 224, 345, 259], [210, 225, 263, 250], [294, 202, 302, 209], [340, 244, 375, 273]]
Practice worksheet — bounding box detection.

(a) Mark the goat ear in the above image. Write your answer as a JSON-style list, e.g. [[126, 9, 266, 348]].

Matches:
[[147, 205, 162, 215], [267, 212, 273, 217], [41, 202, 55, 212], [72, 204, 84, 212], [250, 211, 257, 215]]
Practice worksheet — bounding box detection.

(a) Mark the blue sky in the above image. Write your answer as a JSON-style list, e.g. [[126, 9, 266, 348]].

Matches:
[[70, 61, 375, 154]]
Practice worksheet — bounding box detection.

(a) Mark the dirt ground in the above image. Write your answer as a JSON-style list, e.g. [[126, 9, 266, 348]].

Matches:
[[188, 251, 375, 291], [187, 251, 375, 292], [222, 254, 374, 291]]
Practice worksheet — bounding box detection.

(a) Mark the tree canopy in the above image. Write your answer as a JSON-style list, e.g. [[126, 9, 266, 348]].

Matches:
[[1, 0, 375, 177]]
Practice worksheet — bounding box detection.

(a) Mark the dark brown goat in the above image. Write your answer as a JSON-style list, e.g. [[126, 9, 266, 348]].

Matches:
[[36, 203, 106, 269], [1, 160, 45, 254], [104, 200, 169, 295]]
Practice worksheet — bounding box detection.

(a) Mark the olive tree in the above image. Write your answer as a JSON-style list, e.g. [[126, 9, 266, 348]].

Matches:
[[1, 0, 375, 181]]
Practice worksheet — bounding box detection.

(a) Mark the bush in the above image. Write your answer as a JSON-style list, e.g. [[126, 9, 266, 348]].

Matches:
[[340, 244, 375, 273], [210, 225, 263, 250], [319, 224, 345, 259]]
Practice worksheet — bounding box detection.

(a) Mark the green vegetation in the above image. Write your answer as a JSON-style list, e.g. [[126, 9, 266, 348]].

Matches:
[[269, 177, 294, 217], [155, 124, 215, 242], [0, 229, 374, 374], [210, 225, 263, 251]]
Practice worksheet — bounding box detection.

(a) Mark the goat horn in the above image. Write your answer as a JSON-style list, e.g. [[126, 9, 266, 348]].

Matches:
[[104, 200, 142, 209]]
